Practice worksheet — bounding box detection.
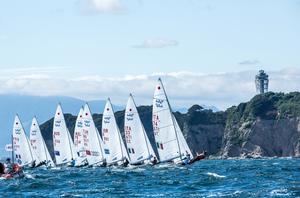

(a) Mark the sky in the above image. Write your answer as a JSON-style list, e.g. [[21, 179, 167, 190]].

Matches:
[[0, 0, 300, 109]]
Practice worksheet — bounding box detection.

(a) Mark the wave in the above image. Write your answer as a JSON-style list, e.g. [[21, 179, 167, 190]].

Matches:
[[207, 172, 226, 178]]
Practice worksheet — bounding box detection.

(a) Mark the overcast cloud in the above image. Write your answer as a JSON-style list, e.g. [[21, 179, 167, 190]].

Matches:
[[0, 68, 299, 110]]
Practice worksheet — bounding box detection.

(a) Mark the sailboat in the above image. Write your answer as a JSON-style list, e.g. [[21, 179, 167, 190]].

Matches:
[[82, 103, 106, 166], [73, 107, 89, 167], [52, 104, 77, 166], [29, 117, 54, 167], [125, 94, 157, 165], [13, 115, 39, 167], [102, 98, 129, 166], [152, 78, 193, 164]]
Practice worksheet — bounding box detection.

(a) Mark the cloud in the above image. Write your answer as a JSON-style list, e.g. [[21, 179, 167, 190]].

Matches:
[[238, 59, 260, 65], [81, 0, 124, 13], [0, 68, 300, 110], [133, 38, 179, 49]]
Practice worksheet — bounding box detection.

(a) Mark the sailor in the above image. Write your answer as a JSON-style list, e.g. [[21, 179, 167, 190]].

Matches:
[[35, 160, 47, 168], [4, 158, 12, 173], [0, 163, 5, 175], [186, 151, 191, 162], [30, 160, 36, 168], [122, 158, 129, 167], [151, 156, 158, 165], [70, 158, 76, 167]]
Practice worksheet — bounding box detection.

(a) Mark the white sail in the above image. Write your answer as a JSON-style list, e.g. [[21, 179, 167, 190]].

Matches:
[[152, 78, 192, 162], [82, 103, 105, 165], [13, 115, 35, 166], [173, 115, 193, 159], [125, 94, 157, 164], [53, 104, 77, 165], [30, 117, 54, 166], [102, 98, 129, 164], [74, 107, 86, 158]]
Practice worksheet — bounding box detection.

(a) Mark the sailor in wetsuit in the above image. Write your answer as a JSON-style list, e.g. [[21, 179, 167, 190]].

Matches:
[[151, 156, 158, 165], [182, 151, 191, 165], [0, 163, 5, 176], [70, 158, 76, 167], [123, 158, 129, 167], [4, 158, 12, 173]]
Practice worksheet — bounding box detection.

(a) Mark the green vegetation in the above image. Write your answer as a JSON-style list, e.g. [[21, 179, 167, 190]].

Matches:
[[40, 92, 300, 157]]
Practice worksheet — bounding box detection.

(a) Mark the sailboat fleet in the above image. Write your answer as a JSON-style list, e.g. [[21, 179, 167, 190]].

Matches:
[[9, 78, 203, 168]]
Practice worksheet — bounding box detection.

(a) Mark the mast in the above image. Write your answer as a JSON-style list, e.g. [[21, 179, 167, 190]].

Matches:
[[96, 129, 105, 161], [11, 134, 14, 164], [27, 137, 34, 163], [43, 140, 49, 163], [67, 129, 74, 159], [158, 78, 182, 161], [130, 93, 151, 159]]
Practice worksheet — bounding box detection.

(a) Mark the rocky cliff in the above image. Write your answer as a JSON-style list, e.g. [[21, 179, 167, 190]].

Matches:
[[40, 92, 300, 159]]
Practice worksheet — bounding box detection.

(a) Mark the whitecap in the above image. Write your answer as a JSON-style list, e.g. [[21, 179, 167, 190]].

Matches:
[[270, 189, 290, 196], [207, 172, 226, 178], [24, 173, 35, 179], [50, 167, 61, 170]]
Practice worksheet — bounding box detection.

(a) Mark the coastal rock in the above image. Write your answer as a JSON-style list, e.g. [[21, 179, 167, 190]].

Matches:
[[40, 92, 300, 159]]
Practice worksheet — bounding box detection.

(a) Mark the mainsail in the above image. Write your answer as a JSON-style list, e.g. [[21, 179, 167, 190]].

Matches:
[[13, 115, 36, 166], [125, 94, 157, 164], [102, 98, 129, 164], [82, 103, 105, 165], [30, 117, 54, 166], [53, 104, 77, 165], [152, 78, 193, 163], [74, 107, 86, 159]]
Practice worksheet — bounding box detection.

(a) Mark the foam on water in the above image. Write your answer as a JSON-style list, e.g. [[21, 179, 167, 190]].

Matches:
[[207, 172, 226, 178]]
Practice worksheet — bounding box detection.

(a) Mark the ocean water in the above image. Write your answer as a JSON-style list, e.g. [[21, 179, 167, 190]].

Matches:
[[0, 158, 299, 197]]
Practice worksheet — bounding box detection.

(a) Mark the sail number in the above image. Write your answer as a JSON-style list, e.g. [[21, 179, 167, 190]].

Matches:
[[125, 126, 132, 143], [152, 114, 160, 135]]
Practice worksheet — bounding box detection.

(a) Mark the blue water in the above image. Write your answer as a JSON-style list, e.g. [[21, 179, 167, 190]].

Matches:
[[1, 158, 299, 197]]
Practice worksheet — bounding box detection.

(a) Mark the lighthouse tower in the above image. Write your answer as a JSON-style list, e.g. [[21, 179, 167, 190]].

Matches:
[[255, 70, 269, 94]]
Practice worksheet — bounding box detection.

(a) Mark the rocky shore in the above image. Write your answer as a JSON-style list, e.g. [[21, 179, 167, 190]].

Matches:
[[40, 92, 300, 159]]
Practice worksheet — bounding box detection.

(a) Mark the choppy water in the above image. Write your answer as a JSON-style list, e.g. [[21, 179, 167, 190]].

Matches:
[[1, 158, 299, 197]]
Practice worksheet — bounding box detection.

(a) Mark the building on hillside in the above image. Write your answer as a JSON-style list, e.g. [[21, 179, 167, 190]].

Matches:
[[255, 70, 269, 94]]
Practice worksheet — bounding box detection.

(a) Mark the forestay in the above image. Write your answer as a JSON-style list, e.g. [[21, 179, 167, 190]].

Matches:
[[13, 115, 36, 166], [125, 94, 156, 164], [82, 103, 105, 165], [102, 98, 129, 164], [152, 78, 193, 162], [30, 117, 54, 166], [53, 104, 77, 165]]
